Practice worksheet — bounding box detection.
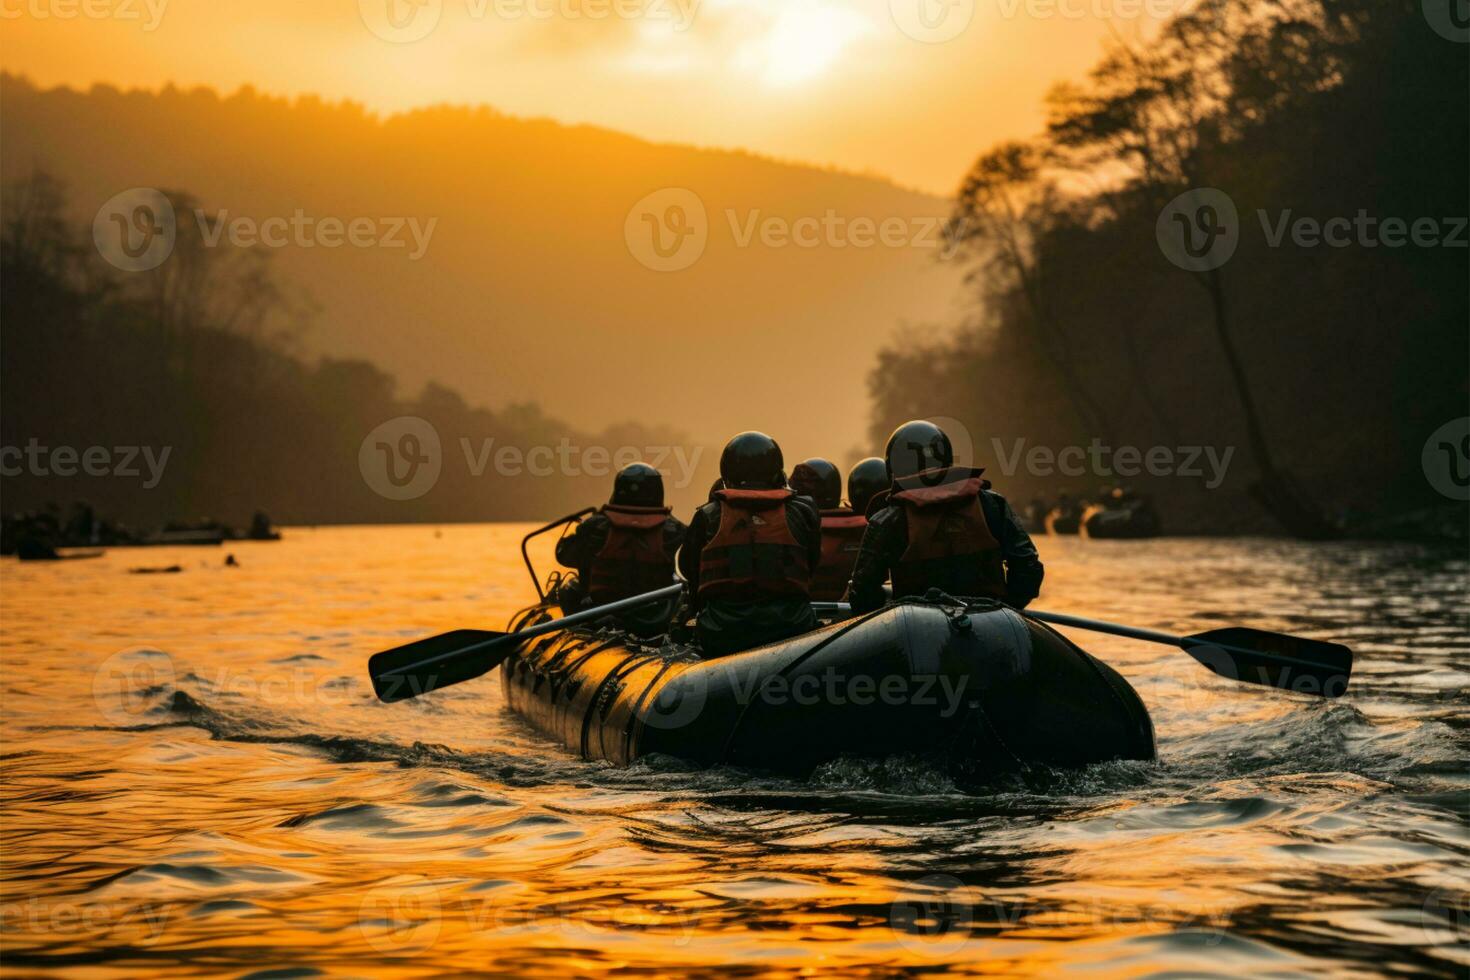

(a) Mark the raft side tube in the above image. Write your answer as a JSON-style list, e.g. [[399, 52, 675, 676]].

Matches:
[[501, 601, 1155, 775]]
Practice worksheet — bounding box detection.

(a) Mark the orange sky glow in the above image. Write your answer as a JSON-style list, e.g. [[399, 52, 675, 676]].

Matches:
[[2, 0, 1176, 193]]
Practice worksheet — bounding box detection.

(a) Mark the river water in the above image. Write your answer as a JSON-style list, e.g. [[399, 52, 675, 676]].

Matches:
[[1, 525, 1465, 977]]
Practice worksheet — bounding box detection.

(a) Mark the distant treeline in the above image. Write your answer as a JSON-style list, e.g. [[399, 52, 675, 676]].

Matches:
[[870, 0, 1467, 537], [1, 175, 711, 528]]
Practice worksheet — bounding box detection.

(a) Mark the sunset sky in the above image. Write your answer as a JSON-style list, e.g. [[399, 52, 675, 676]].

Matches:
[[3, 0, 1175, 193]]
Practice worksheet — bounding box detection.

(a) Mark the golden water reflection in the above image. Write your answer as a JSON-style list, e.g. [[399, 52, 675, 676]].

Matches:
[[1, 525, 1465, 976]]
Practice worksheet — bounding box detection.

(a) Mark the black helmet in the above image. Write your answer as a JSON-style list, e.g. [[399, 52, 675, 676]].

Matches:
[[846, 456, 888, 516], [611, 462, 664, 507], [884, 420, 954, 483], [719, 431, 784, 490], [790, 457, 842, 509]]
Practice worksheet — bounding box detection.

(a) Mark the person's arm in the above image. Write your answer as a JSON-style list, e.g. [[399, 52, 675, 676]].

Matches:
[[846, 507, 902, 613], [788, 497, 823, 572], [986, 492, 1044, 608], [554, 518, 592, 569], [677, 505, 710, 597], [663, 516, 688, 561]]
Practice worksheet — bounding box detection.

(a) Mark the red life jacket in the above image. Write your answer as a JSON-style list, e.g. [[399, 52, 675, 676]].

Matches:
[[890, 467, 1007, 601], [588, 504, 675, 603], [811, 508, 867, 601], [698, 489, 811, 601]]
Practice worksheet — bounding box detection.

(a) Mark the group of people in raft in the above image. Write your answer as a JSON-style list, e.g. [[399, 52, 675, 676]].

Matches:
[[552, 420, 1045, 658]]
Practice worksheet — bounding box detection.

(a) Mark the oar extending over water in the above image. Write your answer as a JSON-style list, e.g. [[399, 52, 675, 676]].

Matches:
[[369, 583, 684, 704], [811, 602, 1353, 698]]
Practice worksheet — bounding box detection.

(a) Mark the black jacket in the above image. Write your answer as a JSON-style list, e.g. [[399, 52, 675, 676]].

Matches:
[[848, 485, 1043, 613], [555, 511, 686, 578]]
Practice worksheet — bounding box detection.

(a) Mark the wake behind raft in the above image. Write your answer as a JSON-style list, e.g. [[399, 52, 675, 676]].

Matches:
[[497, 596, 1156, 777]]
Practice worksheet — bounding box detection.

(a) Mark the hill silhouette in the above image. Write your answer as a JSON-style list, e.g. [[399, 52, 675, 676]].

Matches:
[[0, 74, 964, 461], [1, 170, 719, 528]]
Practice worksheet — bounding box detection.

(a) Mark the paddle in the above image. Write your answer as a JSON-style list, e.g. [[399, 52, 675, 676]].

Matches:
[[369, 583, 684, 703], [810, 602, 1353, 698]]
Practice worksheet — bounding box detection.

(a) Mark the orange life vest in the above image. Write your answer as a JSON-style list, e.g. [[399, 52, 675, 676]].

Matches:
[[811, 508, 867, 601], [891, 468, 1007, 601], [588, 504, 675, 603], [698, 489, 811, 600]]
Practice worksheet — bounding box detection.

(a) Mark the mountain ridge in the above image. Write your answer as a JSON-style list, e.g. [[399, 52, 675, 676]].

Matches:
[[2, 72, 964, 459]]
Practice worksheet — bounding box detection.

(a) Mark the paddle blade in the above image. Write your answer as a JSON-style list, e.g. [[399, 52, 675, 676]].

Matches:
[[1183, 627, 1353, 698], [368, 629, 510, 703]]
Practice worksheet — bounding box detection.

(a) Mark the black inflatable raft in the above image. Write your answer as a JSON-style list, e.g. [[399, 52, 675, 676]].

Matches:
[[501, 599, 1155, 776], [1081, 502, 1161, 539]]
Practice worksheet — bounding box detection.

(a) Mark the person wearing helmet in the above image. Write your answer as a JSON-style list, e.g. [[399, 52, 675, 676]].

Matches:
[[847, 456, 889, 519], [555, 462, 687, 636], [847, 420, 1043, 613], [791, 457, 868, 602], [676, 432, 822, 657]]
